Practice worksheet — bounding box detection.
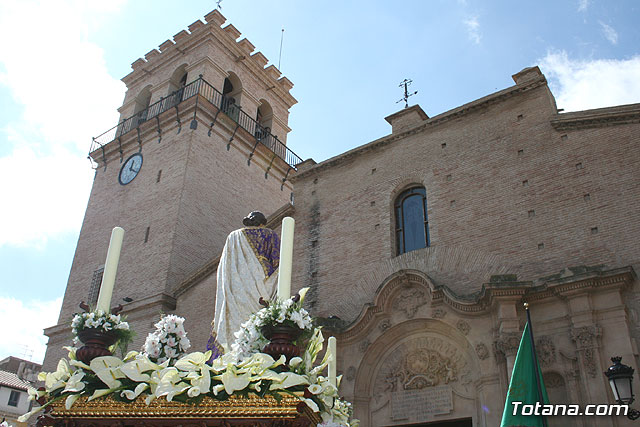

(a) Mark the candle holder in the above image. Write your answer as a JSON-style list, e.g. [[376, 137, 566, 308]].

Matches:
[[261, 324, 303, 364], [73, 302, 131, 365], [76, 328, 119, 365]]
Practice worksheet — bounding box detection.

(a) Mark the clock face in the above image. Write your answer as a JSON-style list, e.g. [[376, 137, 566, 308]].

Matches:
[[119, 153, 143, 185]]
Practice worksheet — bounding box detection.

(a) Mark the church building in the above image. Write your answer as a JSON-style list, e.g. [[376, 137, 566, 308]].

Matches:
[[43, 9, 640, 427]]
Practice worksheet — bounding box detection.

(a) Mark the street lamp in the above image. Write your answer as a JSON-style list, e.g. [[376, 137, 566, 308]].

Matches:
[[605, 356, 640, 420]]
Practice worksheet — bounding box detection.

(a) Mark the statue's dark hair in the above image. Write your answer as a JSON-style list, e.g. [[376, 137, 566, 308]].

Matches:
[[243, 211, 267, 227]]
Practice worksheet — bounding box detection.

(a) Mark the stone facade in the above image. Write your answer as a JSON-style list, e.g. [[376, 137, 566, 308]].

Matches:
[[43, 9, 640, 427]]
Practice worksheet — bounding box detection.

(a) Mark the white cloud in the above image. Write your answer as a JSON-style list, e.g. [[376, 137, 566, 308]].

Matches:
[[0, 0, 127, 248], [599, 21, 619, 45], [578, 0, 590, 12], [464, 16, 481, 45], [0, 297, 62, 363], [540, 51, 640, 111]]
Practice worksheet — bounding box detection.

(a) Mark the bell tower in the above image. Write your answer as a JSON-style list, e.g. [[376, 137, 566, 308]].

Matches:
[[43, 10, 300, 369]]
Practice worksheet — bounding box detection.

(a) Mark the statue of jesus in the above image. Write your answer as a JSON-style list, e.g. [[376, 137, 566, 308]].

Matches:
[[207, 211, 280, 357]]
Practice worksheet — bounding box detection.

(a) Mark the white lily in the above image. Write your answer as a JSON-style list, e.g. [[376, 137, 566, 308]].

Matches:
[[216, 365, 251, 395], [298, 287, 310, 304], [18, 406, 44, 423], [269, 371, 309, 390], [185, 366, 211, 397], [174, 351, 211, 371], [121, 383, 149, 400], [43, 359, 71, 392], [120, 355, 160, 382], [123, 350, 140, 361], [154, 368, 190, 401], [65, 394, 81, 410], [308, 384, 323, 395], [88, 388, 119, 401], [63, 371, 86, 393], [90, 356, 125, 389], [289, 356, 303, 369], [27, 386, 45, 401]]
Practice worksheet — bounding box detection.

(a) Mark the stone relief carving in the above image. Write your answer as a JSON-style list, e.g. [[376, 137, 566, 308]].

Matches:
[[456, 320, 471, 335], [571, 325, 601, 378], [536, 336, 556, 367], [392, 286, 427, 319], [359, 339, 371, 353], [494, 332, 521, 361], [346, 366, 356, 382], [432, 308, 447, 319], [379, 319, 392, 332], [542, 372, 565, 389], [475, 343, 489, 360], [372, 336, 472, 412]]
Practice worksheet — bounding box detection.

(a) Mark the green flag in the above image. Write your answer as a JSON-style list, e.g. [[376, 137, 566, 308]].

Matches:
[[501, 322, 550, 427]]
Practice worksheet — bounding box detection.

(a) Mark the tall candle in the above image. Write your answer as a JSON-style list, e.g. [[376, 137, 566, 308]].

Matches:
[[96, 227, 125, 312], [328, 336, 337, 387], [277, 217, 295, 300]]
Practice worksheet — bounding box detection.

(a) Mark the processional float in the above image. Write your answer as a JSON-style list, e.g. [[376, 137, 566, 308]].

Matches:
[[25, 218, 356, 427]]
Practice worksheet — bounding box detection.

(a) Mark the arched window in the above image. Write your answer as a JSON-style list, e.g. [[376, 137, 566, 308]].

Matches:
[[133, 85, 152, 124], [395, 186, 430, 255], [221, 73, 242, 123], [255, 100, 274, 147]]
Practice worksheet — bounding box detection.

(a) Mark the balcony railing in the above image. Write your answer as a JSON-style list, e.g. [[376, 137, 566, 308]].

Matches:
[[91, 77, 302, 169]]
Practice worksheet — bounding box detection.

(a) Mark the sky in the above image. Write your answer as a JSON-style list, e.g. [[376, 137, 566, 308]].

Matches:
[[0, 0, 639, 364]]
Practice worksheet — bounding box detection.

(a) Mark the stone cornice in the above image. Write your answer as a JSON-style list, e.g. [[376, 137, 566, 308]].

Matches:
[[172, 203, 295, 297], [291, 76, 548, 182], [338, 266, 636, 341], [550, 103, 640, 131]]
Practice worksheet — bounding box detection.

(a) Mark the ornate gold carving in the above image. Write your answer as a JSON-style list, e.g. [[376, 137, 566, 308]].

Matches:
[[48, 394, 320, 423]]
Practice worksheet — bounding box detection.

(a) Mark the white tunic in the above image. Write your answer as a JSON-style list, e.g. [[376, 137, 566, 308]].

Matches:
[[213, 229, 279, 348]]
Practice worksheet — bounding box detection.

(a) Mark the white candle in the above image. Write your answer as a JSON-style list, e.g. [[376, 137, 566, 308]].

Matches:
[[277, 217, 295, 300], [96, 227, 125, 313], [328, 336, 337, 387]]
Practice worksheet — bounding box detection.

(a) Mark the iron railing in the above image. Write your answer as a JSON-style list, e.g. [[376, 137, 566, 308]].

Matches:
[[91, 77, 302, 169]]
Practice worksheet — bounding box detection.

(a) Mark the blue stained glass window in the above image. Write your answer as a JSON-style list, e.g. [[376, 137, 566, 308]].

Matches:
[[395, 187, 430, 255]]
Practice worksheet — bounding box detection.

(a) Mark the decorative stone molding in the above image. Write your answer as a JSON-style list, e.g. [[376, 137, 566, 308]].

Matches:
[[393, 286, 427, 319], [359, 339, 371, 353], [374, 337, 468, 398], [456, 320, 471, 336], [432, 308, 447, 319], [536, 336, 556, 367], [475, 343, 489, 360], [571, 326, 602, 378], [494, 332, 521, 359], [378, 319, 392, 332], [542, 372, 565, 389]]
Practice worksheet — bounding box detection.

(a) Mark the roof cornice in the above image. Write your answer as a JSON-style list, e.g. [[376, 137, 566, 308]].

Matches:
[[292, 76, 548, 181]]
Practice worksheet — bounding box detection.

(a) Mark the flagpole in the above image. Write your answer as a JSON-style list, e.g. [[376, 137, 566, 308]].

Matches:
[[525, 302, 548, 427]]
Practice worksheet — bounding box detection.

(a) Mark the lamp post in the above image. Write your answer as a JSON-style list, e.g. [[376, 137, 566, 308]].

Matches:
[[605, 356, 640, 420]]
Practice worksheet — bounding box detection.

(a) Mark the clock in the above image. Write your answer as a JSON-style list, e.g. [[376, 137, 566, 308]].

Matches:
[[119, 153, 143, 185]]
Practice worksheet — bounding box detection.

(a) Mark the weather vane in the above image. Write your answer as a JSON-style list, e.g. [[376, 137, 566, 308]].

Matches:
[[396, 78, 418, 109], [216, 0, 222, 9]]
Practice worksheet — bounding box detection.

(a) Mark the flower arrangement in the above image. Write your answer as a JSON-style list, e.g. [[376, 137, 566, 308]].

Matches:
[[231, 288, 313, 359], [142, 314, 191, 365], [25, 291, 358, 427], [71, 309, 134, 355]]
